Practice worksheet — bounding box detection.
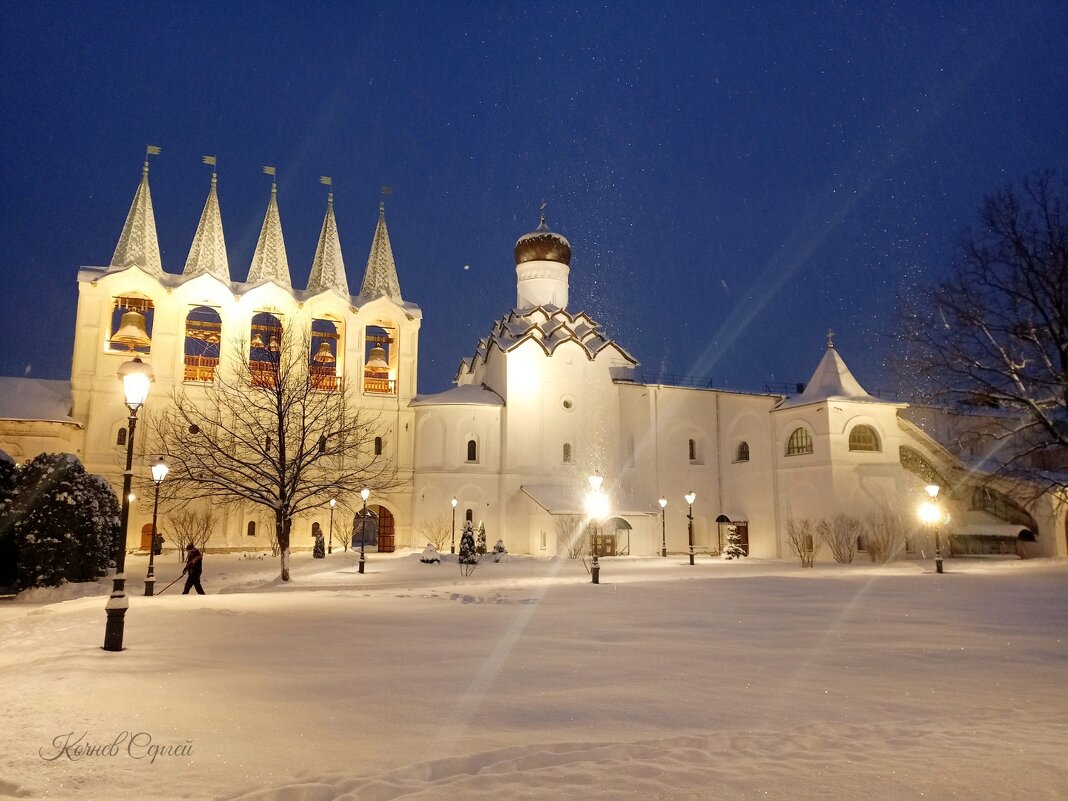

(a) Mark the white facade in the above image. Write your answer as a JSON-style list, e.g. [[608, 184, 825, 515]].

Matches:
[[411, 220, 1067, 560], [3, 169, 1064, 559]]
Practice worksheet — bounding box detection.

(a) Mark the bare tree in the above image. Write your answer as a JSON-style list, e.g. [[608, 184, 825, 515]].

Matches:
[[145, 327, 397, 581], [786, 518, 820, 568], [898, 171, 1068, 494], [816, 514, 861, 564], [415, 514, 452, 551], [554, 514, 587, 559], [165, 507, 218, 562], [862, 506, 907, 564]]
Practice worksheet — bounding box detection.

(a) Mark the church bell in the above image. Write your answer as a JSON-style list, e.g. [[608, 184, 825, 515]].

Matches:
[[111, 310, 151, 351], [366, 345, 389, 371]]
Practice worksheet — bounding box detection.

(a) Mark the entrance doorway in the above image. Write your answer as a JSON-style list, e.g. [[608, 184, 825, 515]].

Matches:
[[376, 506, 395, 552], [140, 523, 155, 551]]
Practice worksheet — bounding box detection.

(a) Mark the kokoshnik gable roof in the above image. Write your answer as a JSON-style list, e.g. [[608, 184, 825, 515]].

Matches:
[[454, 305, 637, 383], [777, 344, 892, 409]]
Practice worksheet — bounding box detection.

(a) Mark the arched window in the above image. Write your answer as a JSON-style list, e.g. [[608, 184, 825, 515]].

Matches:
[[184, 306, 221, 382], [247, 521, 257, 537], [374, 436, 383, 456], [848, 424, 880, 452], [465, 508, 473, 523], [109, 295, 154, 354], [562, 443, 572, 463], [467, 439, 477, 462], [786, 427, 813, 456], [735, 441, 749, 462], [310, 318, 341, 392], [116, 427, 127, 447], [250, 311, 283, 388]]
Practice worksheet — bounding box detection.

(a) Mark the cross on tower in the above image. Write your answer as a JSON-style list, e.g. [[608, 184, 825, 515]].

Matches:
[[827, 328, 836, 349]]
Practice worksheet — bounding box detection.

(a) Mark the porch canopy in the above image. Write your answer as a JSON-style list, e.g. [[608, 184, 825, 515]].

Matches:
[[952, 511, 1035, 541]]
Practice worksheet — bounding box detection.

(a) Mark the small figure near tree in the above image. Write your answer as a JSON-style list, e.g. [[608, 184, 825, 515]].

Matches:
[[722, 525, 746, 560], [491, 538, 508, 563], [476, 521, 487, 555], [312, 522, 325, 559], [458, 520, 478, 576], [420, 543, 441, 564]]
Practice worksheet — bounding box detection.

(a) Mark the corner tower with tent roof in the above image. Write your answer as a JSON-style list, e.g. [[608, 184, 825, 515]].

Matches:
[[68, 157, 421, 554]]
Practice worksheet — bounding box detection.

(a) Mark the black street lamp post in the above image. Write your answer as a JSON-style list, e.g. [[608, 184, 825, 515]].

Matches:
[[685, 491, 696, 566], [586, 474, 608, 585], [658, 496, 668, 557], [450, 497, 458, 554], [328, 498, 336, 554], [920, 484, 946, 574], [358, 488, 369, 574], [104, 356, 154, 651], [144, 457, 168, 596]]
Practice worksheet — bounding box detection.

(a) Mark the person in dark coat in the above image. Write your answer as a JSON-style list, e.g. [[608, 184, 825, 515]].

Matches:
[[182, 543, 205, 595]]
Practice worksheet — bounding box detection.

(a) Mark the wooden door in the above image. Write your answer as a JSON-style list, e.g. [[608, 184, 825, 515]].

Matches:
[[736, 522, 750, 556], [377, 506, 395, 553], [140, 523, 155, 551]]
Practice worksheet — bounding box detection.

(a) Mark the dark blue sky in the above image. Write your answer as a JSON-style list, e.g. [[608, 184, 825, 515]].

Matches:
[[1, 2, 1066, 396]]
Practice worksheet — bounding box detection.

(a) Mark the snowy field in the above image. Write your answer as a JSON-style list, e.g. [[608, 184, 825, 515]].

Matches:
[[0, 549, 1065, 801]]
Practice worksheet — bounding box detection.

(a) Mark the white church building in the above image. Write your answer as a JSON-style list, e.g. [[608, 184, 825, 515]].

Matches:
[[1, 164, 1064, 560]]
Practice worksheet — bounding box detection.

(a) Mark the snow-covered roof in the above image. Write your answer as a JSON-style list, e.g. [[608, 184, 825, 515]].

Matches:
[[109, 163, 163, 279], [952, 510, 1034, 537], [410, 384, 504, 407], [455, 305, 637, 382], [246, 183, 292, 289], [183, 173, 230, 282], [0, 378, 78, 423], [777, 346, 893, 409], [306, 194, 349, 297]]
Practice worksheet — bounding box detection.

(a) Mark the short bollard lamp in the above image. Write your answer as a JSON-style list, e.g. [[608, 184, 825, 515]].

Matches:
[[144, 457, 168, 596], [104, 356, 154, 651]]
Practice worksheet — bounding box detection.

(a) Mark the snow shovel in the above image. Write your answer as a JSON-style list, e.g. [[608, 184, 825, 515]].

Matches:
[[155, 574, 185, 596]]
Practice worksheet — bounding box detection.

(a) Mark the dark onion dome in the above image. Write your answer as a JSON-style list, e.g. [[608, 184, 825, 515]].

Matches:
[[515, 216, 571, 266]]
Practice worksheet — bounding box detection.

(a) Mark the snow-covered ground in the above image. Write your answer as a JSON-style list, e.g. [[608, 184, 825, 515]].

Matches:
[[1, 550, 1065, 801]]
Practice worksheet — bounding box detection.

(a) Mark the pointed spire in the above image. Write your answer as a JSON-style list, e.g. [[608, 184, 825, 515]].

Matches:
[[183, 172, 230, 282], [360, 202, 402, 301], [110, 161, 164, 278], [246, 180, 292, 289], [307, 191, 349, 297], [779, 340, 882, 408]]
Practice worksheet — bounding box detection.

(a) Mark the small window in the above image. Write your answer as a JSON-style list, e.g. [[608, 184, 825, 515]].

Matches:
[[540, 530, 547, 550], [848, 424, 880, 452], [563, 443, 572, 463], [735, 441, 750, 462], [318, 434, 327, 454], [467, 439, 477, 462], [688, 438, 697, 461], [116, 428, 127, 447], [465, 508, 473, 523], [562, 396, 574, 411], [374, 436, 383, 456], [247, 521, 257, 537], [786, 427, 813, 456]]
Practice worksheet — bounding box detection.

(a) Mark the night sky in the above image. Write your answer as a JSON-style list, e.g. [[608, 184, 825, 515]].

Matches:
[[1, 2, 1066, 397]]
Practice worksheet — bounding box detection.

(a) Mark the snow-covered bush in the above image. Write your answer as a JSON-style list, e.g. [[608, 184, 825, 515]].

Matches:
[[816, 514, 862, 564], [312, 522, 325, 558], [476, 521, 487, 555], [420, 543, 441, 564], [786, 518, 821, 568], [9, 453, 120, 589], [0, 452, 19, 588]]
